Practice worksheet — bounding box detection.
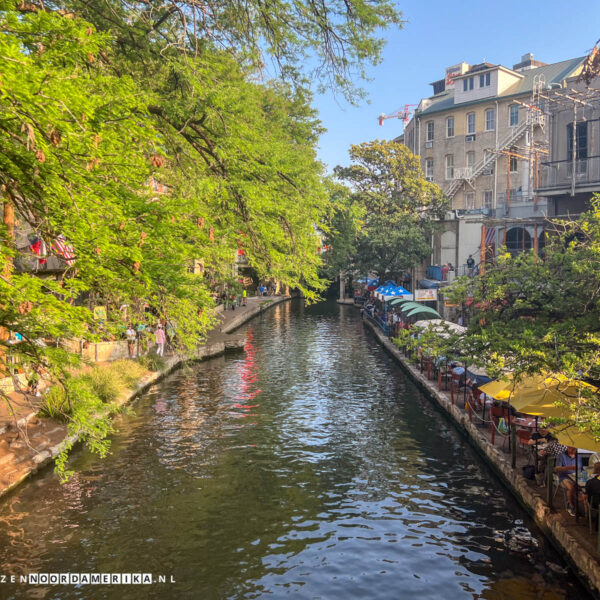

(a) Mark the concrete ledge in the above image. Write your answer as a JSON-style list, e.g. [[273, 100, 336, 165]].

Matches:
[[362, 317, 600, 597], [221, 295, 290, 334]]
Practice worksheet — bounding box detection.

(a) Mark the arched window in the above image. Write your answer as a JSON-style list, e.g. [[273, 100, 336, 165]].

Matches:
[[506, 227, 532, 255]]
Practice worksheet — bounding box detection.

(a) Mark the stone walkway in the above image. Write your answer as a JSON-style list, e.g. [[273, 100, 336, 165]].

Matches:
[[0, 295, 289, 498]]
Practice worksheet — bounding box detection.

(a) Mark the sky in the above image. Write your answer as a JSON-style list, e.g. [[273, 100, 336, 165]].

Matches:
[[314, 0, 600, 172]]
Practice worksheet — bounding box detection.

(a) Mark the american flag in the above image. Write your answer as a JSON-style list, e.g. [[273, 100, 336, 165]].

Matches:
[[485, 227, 496, 248], [52, 234, 75, 266]]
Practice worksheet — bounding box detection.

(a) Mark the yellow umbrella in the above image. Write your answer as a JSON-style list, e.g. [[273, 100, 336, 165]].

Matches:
[[478, 374, 547, 402], [512, 378, 600, 452]]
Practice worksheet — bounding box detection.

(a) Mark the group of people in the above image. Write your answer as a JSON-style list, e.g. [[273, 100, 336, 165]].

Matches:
[[125, 321, 173, 358], [217, 289, 248, 311], [528, 429, 600, 517]]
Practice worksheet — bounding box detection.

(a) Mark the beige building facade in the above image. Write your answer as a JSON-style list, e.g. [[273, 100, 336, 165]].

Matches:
[[402, 54, 585, 273]]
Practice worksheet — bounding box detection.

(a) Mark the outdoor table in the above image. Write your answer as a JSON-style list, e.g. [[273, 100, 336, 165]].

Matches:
[[512, 417, 537, 429]]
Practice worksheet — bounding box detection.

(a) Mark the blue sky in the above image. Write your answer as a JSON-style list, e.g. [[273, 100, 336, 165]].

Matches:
[[314, 0, 600, 172]]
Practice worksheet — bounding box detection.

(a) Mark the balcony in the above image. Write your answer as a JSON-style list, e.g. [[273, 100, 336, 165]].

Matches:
[[538, 156, 600, 193]]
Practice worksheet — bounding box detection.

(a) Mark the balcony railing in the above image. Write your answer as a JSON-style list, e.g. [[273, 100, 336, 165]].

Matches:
[[539, 156, 600, 191]]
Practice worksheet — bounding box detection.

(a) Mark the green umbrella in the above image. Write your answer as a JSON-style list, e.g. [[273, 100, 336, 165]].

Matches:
[[398, 301, 422, 313], [389, 298, 413, 306], [405, 305, 441, 318]]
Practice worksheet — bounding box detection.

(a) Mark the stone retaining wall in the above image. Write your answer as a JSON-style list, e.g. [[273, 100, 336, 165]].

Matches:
[[0, 296, 290, 500], [361, 317, 600, 597]]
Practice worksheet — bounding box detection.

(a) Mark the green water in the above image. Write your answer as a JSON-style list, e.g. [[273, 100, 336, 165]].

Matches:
[[0, 300, 591, 599]]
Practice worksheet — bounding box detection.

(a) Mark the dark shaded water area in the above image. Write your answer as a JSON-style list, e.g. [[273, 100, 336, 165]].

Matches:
[[0, 301, 592, 599]]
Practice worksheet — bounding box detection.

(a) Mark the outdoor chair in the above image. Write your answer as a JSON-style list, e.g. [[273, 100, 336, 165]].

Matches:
[[516, 428, 532, 456], [585, 496, 600, 534], [552, 473, 570, 509]]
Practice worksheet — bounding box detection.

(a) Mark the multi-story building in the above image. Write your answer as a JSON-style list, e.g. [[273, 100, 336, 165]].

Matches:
[[537, 76, 600, 216], [402, 53, 585, 274]]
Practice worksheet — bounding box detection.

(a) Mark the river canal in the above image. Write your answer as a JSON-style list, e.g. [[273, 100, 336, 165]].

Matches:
[[0, 300, 592, 599]]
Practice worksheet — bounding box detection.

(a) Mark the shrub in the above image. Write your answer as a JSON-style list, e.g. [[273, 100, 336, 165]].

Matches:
[[38, 385, 72, 422], [111, 359, 145, 387], [84, 366, 126, 403], [137, 353, 167, 372]]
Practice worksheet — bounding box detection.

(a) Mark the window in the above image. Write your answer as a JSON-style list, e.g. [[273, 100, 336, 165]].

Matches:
[[446, 116, 454, 138], [567, 121, 588, 160], [466, 151, 475, 169], [463, 79, 468, 92], [510, 156, 518, 173], [483, 191, 493, 208], [486, 72, 491, 86], [479, 74, 485, 88], [469, 77, 474, 90], [509, 104, 519, 127], [445, 155, 454, 179], [479, 73, 491, 88], [425, 158, 434, 179], [467, 112, 475, 134], [485, 108, 495, 131], [426, 121, 434, 141], [465, 192, 475, 209]]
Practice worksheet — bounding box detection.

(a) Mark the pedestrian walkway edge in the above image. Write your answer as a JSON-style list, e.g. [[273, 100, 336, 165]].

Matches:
[[0, 295, 291, 501], [362, 316, 600, 598]]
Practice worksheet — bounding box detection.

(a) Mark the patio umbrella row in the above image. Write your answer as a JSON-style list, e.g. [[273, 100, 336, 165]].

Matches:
[[479, 374, 600, 452]]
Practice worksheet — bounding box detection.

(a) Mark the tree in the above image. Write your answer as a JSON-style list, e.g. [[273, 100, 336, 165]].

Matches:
[[61, 0, 403, 103], [0, 0, 404, 476], [443, 197, 600, 437], [334, 140, 448, 281], [319, 179, 363, 280], [0, 4, 330, 475]]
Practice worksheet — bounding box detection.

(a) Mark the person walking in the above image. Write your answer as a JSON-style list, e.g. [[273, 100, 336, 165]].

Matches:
[[242, 288, 247, 306], [126, 324, 137, 358], [154, 324, 166, 356], [466, 254, 475, 276]]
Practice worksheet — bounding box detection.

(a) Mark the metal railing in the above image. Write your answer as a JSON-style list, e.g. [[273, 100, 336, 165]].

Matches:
[[539, 156, 600, 190]]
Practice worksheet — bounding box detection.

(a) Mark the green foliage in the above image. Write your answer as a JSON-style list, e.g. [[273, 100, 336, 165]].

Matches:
[[110, 359, 146, 388], [334, 140, 448, 280], [0, 0, 403, 478], [83, 367, 126, 403], [39, 385, 72, 422], [68, 0, 403, 104], [137, 353, 167, 372], [445, 196, 600, 436]]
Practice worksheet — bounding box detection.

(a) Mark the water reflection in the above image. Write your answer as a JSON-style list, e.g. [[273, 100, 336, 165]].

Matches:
[[0, 301, 590, 600]]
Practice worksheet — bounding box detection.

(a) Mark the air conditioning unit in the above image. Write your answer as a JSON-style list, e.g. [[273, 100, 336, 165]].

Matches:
[[425, 141, 433, 148], [426, 176, 434, 182], [465, 134, 476, 142]]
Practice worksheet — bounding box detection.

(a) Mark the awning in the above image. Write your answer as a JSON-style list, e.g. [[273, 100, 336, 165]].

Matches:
[[391, 298, 415, 306], [413, 318, 466, 335], [383, 285, 413, 301], [418, 278, 442, 289], [398, 301, 422, 313], [404, 305, 441, 318]]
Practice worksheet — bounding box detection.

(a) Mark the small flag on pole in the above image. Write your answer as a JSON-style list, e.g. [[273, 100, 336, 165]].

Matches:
[[52, 234, 75, 265]]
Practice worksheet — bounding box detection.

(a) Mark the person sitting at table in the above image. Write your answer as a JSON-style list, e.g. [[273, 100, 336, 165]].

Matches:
[[555, 446, 583, 516], [584, 463, 600, 526], [527, 427, 554, 447]]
